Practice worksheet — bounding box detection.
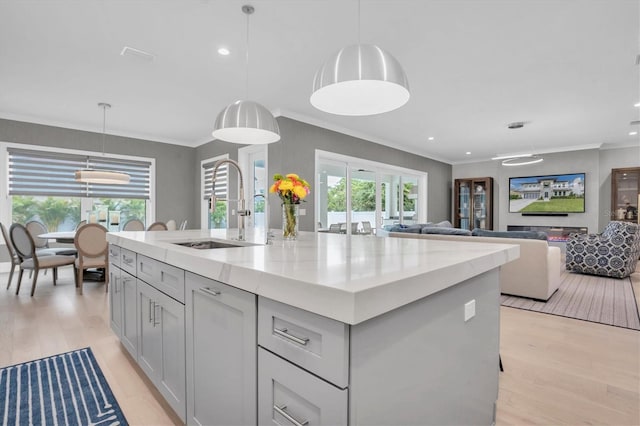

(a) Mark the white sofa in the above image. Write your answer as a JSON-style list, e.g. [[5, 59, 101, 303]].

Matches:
[[390, 232, 562, 301]]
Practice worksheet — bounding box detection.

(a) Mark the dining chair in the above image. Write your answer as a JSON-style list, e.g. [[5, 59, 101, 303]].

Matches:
[[329, 224, 341, 233], [166, 219, 177, 231], [147, 221, 168, 231], [361, 221, 373, 235], [25, 220, 77, 256], [122, 219, 145, 231], [351, 222, 359, 234], [1, 222, 22, 290], [75, 220, 87, 230], [74, 223, 109, 295], [10, 223, 76, 296]]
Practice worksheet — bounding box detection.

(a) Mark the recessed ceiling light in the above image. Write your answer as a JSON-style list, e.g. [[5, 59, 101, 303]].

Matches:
[[217, 47, 230, 56], [629, 131, 638, 136], [427, 136, 434, 141], [465, 151, 471, 155], [634, 102, 640, 107]]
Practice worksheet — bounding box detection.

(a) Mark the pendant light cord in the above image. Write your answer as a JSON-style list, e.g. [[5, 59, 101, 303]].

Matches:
[[357, 0, 361, 46], [101, 104, 106, 156], [243, 5, 254, 100]]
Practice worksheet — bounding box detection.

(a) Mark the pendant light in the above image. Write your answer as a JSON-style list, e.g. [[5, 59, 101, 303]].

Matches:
[[310, 0, 410, 116], [212, 5, 280, 144], [75, 103, 130, 184]]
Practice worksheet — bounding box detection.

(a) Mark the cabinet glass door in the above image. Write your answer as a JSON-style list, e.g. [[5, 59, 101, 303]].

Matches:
[[458, 182, 470, 230], [472, 181, 488, 230], [612, 169, 639, 222]]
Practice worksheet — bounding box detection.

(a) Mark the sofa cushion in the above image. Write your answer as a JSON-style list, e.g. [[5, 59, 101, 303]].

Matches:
[[433, 220, 453, 228], [471, 229, 548, 240], [421, 227, 472, 236], [388, 223, 432, 233]]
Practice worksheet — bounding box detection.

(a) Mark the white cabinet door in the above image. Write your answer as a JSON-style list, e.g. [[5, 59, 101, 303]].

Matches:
[[137, 279, 186, 422], [137, 280, 162, 380], [155, 288, 186, 421], [120, 271, 138, 359], [185, 272, 256, 426], [109, 267, 122, 338]]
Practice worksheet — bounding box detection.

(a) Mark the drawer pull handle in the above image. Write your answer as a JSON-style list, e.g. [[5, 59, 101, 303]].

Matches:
[[200, 287, 221, 297], [273, 327, 309, 346], [274, 404, 309, 426], [148, 299, 153, 323], [122, 256, 133, 265]]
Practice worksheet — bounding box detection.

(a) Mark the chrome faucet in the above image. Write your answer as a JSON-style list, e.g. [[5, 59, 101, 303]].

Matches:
[[211, 159, 250, 241]]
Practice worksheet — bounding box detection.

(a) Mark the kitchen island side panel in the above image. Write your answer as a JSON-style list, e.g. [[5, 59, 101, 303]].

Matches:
[[349, 269, 500, 425]]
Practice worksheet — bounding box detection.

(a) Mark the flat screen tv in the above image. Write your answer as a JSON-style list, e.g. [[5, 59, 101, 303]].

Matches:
[[509, 173, 585, 213]]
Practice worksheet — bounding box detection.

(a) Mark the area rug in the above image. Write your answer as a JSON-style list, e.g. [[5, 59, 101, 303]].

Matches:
[[0, 347, 128, 425], [501, 269, 640, 331]]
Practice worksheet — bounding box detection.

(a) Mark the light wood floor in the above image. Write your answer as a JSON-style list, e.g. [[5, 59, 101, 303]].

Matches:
[[1, 267, 639, 425]]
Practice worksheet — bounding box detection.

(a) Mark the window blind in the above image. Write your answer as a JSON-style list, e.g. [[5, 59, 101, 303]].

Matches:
[[8, 148, 151, 199], [203, 160, 228, 200]]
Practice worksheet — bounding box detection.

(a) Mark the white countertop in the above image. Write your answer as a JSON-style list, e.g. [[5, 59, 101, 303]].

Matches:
[[106, 229, 519, 324]]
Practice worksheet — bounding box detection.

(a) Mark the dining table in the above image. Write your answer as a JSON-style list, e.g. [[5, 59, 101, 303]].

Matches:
[[38, 231, 76, 244]]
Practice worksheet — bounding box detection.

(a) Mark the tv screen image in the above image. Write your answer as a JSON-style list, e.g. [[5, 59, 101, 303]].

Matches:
[[509, 173, 585, 213]]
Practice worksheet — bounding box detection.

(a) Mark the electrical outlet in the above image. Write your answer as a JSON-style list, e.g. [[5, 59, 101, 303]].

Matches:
[[464, 300, 476, 322], [299, 208, 306, 216]]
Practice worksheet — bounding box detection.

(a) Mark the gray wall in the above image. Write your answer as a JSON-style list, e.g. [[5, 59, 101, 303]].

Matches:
[[196, 117, 453, 231], [453, 146, 639, 233], [0, 118, 196, 261]]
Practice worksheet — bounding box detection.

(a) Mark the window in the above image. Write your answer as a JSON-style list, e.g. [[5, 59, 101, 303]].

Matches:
[[316, 150, 427, 234], [201, 155, 229, 229], [1, 144, 155, 231]]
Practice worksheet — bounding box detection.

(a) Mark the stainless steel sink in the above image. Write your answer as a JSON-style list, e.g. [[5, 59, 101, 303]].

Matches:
[[173, 240, 246, 250]]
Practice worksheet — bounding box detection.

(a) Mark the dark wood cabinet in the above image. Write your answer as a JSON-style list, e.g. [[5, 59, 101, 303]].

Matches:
[[611, 167, 639, 223], [454, 177, 493, 230]]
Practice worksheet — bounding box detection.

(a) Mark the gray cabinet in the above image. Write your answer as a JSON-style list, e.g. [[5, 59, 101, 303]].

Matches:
[[110, 266, 138, 359], [258, 348, 348, 426], [185, 272, 257, 426], [137, 279, 186, 422], [120, 272, 138, 358], [109, 267, 123, 338]]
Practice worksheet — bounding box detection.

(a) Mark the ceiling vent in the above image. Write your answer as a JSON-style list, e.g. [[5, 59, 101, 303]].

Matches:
[[507, 121, 525, 129], [120, 46, 155, 62]]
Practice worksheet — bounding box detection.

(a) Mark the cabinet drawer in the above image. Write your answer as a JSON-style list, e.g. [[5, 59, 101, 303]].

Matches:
[[259, 348, 347, 426], [120, 248, 137, 276], [137, 255, 185, 303], [109, 245, 120, 267], [258, 297, 349, 388]]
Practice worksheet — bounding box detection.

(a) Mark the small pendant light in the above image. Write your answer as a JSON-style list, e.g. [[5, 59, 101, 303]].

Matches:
[[310, 1, 410, 116], [212, 5, 280, 144], [75, 103, 130, 185]]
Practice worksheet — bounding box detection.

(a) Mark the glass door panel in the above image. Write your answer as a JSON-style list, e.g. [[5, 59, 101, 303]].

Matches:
[[458, 181, 471, 230], [401, 176, 419, 225], [350, 168, 376, 234], [317, 162, 347, 232]]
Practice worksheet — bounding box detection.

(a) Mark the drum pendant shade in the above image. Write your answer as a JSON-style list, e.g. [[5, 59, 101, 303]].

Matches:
[[212, 100, 280, 144], [310, 44, 410, 116]]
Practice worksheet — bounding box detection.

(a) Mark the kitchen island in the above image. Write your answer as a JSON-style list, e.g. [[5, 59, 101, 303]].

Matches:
[[106, 229, 519, 425]]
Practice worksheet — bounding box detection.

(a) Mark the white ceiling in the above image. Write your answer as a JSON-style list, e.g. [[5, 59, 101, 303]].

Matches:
[[0, 0, 638, 164]]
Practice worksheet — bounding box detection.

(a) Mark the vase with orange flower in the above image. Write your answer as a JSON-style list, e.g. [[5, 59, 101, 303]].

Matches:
[[269, 173, 311, 240]]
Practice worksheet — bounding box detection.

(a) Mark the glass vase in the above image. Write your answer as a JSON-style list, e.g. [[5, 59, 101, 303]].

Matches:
[[282, 204, 299, 240]]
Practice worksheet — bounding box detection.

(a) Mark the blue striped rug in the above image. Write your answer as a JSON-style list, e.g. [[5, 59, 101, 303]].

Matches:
[[0, 347, 128, 425]]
